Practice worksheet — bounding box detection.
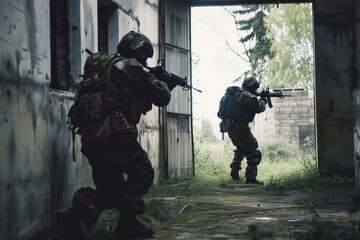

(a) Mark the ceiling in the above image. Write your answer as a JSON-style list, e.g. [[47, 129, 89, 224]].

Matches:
[[184, 0, 312, 6]]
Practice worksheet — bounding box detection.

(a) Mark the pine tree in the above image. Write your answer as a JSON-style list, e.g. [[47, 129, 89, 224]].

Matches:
[[229, 5, 273, 82]]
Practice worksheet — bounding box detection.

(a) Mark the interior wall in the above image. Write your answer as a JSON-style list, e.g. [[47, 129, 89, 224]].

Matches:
[[314, 0, 356, 176]]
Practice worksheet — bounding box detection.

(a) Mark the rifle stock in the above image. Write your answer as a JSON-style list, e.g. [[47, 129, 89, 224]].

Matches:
[[257, 87, 291, 108]]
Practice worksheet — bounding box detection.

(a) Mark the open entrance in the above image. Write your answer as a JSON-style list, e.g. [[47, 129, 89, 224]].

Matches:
[[191, 3, 316, 183]]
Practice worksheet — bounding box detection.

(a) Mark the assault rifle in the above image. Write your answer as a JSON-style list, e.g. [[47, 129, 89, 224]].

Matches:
[[144, 59, 202, 93], [84, 49, 201, 93], [257, 87, 291, 108]]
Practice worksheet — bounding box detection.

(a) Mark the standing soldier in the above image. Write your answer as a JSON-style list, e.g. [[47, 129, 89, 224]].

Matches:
[[57, 31, 175, 239], [218, 77, 266, 184]]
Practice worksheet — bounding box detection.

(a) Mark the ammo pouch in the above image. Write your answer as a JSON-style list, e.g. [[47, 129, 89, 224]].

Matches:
[[94, 111, 138, 143], [219, 119, 231, 133]]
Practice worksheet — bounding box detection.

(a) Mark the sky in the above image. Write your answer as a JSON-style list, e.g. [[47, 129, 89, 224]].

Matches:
[[191, 6, 249, 138]]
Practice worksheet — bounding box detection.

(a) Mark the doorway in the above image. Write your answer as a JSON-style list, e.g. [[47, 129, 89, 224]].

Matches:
[[190, 4, 316, 183]]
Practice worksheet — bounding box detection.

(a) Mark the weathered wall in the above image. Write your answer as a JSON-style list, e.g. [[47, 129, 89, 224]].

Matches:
[[253, 89, 315, 150], [355, 90, 360, 188], [0, 0, 162, 239], [354, 0, 360, 188], [0, 1, 86, 239], [314, 0, 356, 176]]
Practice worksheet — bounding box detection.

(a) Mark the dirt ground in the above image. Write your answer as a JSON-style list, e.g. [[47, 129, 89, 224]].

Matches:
[[152, 183, 360, 240], [62, 182, 360, 240]]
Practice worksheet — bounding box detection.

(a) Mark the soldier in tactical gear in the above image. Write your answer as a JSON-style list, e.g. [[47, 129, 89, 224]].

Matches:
[[224, 77, 266, 184], [57, 31, 175, 239]]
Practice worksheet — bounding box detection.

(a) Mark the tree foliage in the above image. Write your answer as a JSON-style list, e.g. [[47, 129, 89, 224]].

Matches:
[[229, 5, 273, 82], [264, 4, 313, 89], [228, 4, 313, 89]]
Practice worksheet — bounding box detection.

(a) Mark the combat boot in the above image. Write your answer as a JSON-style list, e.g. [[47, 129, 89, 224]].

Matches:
[[72, 187, 102, 227], [230, 168, 240, 180], [245, 179, 264, 185], [114, 213, 154, 240], [230, 162, 241, 181], [57, 207, 83, 240]]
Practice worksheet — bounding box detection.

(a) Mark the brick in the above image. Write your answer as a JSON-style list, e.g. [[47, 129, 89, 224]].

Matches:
[[294, 107, 309, 114], [279, 107, 294, 114], [290, 114, 299, 120], [290, 126, 299, 132], [299, 114, 313, 120], [275, 114, 291, 121], [279, 120, 295, 125]]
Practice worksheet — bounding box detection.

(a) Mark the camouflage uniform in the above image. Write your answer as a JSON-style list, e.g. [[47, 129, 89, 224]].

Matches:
[[227, 77, 266, 183], [78, 56, 171, 213], [57, 31, 173, 239]]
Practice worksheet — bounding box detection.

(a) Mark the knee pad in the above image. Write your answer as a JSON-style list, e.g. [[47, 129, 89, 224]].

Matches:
[[246, 150, 262, 166], [72, 187, 101, 226], [234, 150, 245, 160], [129, 159, 154, 185]]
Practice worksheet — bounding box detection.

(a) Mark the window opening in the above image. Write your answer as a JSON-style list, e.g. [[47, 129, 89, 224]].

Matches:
[[98, 1, 117, 53], [50, 0, 70, 90], [98, 4, 109, 53]]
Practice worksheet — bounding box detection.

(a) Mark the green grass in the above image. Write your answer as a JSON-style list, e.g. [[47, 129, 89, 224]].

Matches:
[[147, 136, 359, 205], [50, 136, 360, 239], [145, 139, 359, 239], [141, 137, 360, 239]]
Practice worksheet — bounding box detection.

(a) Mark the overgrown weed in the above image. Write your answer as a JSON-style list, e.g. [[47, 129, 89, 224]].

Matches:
[[82, 135, 360, 239]]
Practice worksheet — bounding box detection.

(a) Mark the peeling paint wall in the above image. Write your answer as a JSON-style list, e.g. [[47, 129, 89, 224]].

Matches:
[[0, 0, 163, 239], [0, 0, 92, 239]]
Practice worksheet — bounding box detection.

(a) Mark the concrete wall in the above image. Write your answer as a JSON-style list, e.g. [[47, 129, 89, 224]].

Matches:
[[314, 0, 356, 176], [253, 89, 315, 150], [0, 0, 163, 239], [354, 0, 360, 188]]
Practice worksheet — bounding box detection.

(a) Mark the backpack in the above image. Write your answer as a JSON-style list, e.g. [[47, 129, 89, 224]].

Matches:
[[67, 51, 123, 160], [217, 86, 241, 120], [68, 51, 123, 134]]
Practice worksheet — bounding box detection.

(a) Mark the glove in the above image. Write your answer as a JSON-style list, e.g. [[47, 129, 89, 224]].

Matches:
[[166, 81, 177, 91], [150, 66, 170, 82], [260, 97, 267, 104], [149, 66, 163, 76]]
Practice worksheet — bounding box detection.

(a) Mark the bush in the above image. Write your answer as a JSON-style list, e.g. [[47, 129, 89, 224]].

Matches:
[[260, 140, 296, 162]]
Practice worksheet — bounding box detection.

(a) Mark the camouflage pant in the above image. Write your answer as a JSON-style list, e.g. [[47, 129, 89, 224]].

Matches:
[[64, 111, 154, 228], [77, 112, 154, 209], [79, 139, 154, 214], [228, 123, 262, 181]]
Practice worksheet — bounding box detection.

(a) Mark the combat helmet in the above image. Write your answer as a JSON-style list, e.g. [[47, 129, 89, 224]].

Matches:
[[242, 77, 260, 94], [117, 31, 154, 65]]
